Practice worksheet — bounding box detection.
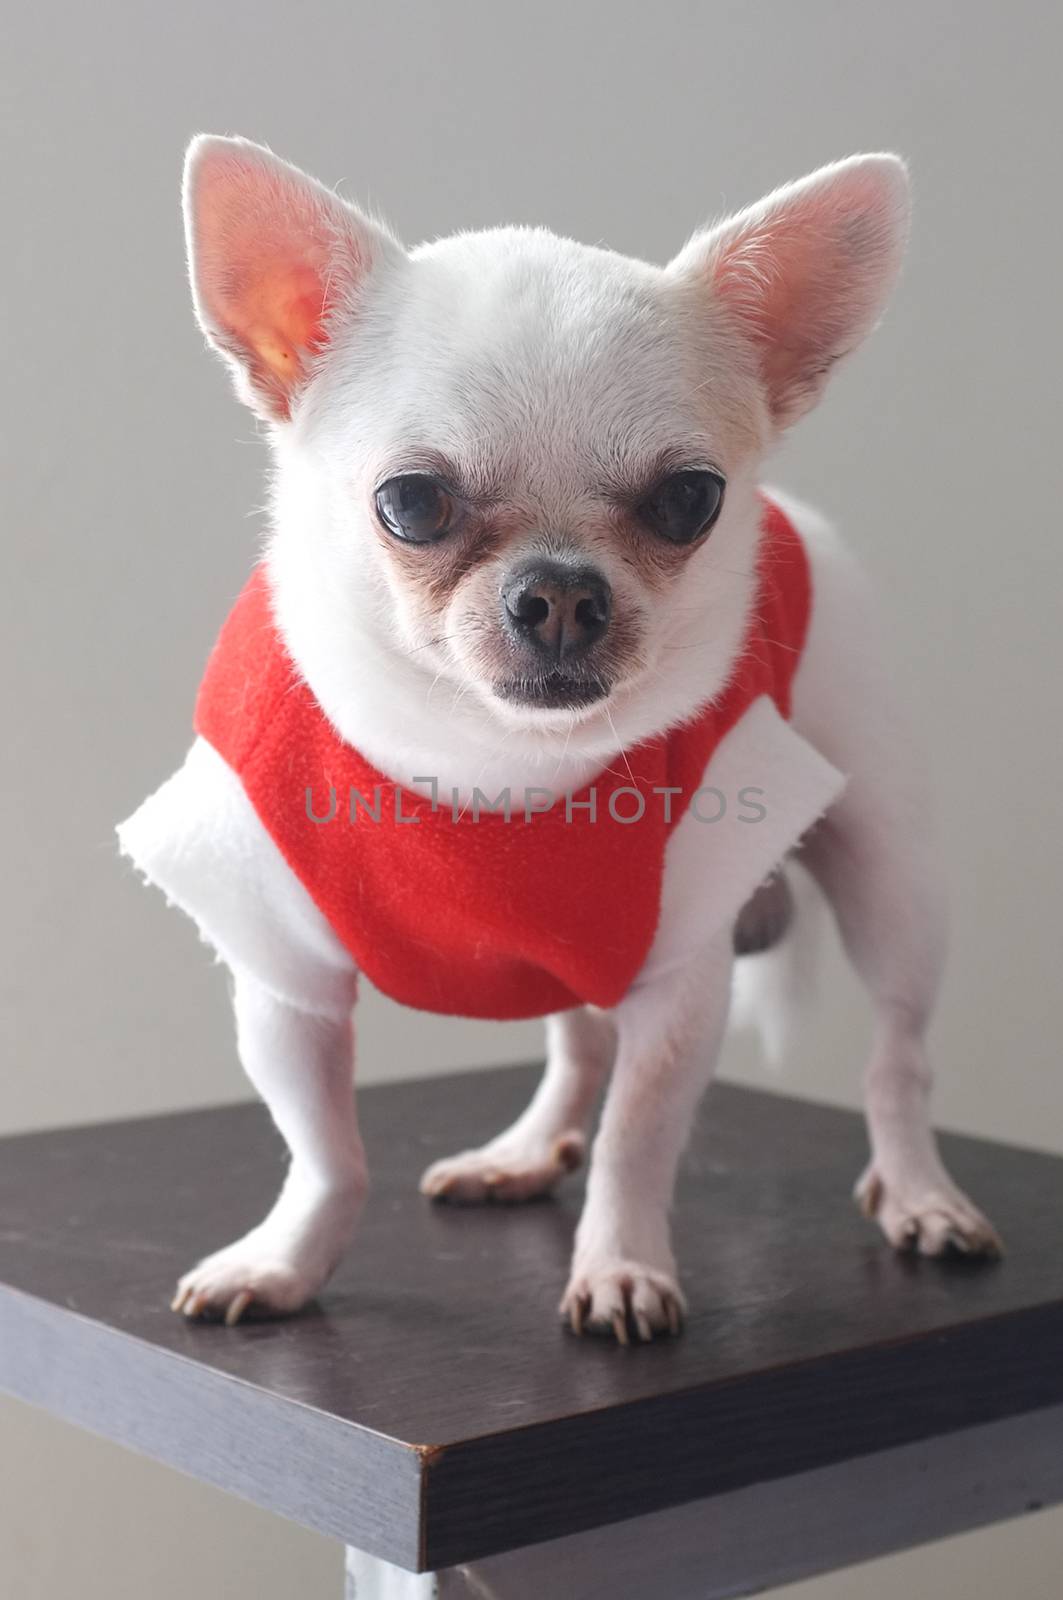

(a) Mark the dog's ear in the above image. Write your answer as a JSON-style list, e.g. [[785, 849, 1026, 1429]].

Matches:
[[183, 135, 405, 422], [667, 155, 910, 429]]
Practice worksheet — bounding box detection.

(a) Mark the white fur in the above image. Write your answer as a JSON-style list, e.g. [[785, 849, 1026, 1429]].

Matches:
[[128, 138, 999, 1338]]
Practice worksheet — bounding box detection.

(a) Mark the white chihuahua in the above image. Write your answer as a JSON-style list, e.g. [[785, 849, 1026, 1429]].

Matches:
[[119, 136, 1001, 1343]]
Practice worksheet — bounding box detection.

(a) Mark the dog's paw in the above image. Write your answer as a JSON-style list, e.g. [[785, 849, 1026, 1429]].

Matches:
[[172, 1236, 322, 1325], [560, 1257, 686, 1344], [172, 1190, 359, 1325], [855, 1165, 1004, 1258], [420, 1131, 585, 1204]]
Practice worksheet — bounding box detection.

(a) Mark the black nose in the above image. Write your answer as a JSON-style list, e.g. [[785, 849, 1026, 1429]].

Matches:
[[501, 560, 611, 662]]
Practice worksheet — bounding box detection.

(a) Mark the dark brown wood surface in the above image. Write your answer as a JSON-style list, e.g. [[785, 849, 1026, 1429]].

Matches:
[[1, 1065, 1062, 1570]]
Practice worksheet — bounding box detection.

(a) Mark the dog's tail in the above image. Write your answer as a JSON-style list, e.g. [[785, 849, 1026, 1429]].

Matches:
[[729, 861, 825, 1068]]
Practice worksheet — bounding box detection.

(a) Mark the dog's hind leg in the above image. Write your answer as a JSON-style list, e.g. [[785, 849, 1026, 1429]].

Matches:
[[419, 1006, 615, 1203], [801, 795, 1001, 1256], [787, 501, 1001, 1258]]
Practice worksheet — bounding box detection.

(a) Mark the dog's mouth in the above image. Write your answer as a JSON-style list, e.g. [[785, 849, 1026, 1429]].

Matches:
[[492, 672, 611, 711]]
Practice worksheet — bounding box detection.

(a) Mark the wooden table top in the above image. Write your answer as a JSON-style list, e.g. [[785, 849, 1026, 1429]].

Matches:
[[1, 1065, 1061, 1571]]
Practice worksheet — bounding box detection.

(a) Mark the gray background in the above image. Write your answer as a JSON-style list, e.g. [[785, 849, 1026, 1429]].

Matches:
[[3, 1, 1061, 1594]]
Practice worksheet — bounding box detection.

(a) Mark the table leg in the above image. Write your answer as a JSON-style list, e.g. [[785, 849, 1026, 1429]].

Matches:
[[345, 1547, 440, 1598]]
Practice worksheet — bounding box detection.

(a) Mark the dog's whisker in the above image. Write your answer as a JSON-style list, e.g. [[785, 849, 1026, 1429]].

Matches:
[[408, 633, 460, 657], [602, 704, 637, 789]]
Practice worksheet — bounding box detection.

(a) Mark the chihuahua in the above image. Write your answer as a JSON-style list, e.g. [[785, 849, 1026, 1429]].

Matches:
[[118, 136, 1001, 1343]]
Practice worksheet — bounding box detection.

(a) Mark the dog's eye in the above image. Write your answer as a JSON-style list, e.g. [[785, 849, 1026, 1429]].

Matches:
[[638, 469, 726, 545], [374, 474, 454, 544]]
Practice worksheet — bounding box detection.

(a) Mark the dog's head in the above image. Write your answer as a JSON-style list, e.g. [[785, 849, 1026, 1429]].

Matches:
[[184, 137, 908, 743]]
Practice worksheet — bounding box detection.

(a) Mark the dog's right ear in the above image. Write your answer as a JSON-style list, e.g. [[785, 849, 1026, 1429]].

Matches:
[[183, 135, 405, 422]]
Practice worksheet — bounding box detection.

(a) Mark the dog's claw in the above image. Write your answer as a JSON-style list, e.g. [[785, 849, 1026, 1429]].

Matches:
[[561, 1260, 686, 1344], [224, 1289, 254, 1326], [553, 1135, 585, 1173], [856, 1171, 883, 1219]]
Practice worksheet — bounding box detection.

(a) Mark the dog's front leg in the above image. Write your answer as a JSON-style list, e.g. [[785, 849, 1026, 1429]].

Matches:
[[561, 930, 733, 1343], [173, 967, 366, 1324]]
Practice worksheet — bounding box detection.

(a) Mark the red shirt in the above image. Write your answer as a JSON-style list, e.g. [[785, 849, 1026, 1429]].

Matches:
[[194, 496, 811, 1020]]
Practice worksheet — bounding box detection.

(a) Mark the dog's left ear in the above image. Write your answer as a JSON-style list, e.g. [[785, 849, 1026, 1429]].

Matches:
[[667, 154, 910, 429]]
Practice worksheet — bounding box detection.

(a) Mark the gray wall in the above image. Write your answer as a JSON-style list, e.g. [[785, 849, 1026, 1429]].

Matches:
[[3, 1, 1061, 1594]]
